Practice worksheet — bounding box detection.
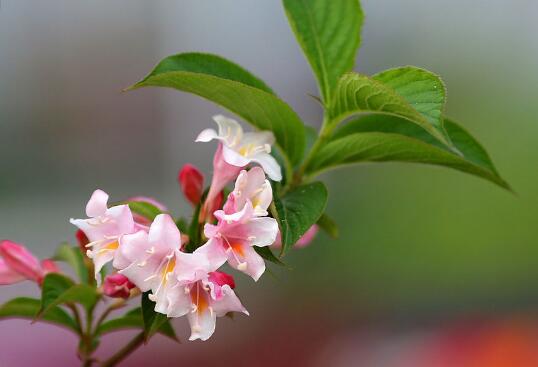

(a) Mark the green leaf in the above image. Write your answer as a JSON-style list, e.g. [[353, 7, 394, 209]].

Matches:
[[273, 182, 328, 256], [141, 292, 173, 342], [0, 297, 79, 333], [329, 70, 450, 146], [283, 0, 364, 105], [40, 273, 75, 311], [39, 274, 99, 318], [307, 117, 510, 189], [317, 213, 339, 239], [97, 307, 178, 342], [129, 55, 306, 166], [53, 243, 89, 284], [135, 52, 274, 95], [254, 246, 285, 265], [127, 201, 163, 221]]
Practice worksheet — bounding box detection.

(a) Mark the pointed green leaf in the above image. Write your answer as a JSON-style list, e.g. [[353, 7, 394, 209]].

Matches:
[[330, 69, 450, 146], [283, 0, 364, 105], [273, 182, 328, 256], [53, 243, 89, 284], [127, 201, 164, 221], [40, 273, 74, 311], [97, 307, 178, 342], [129, 53, 305, 166], [307, 116, 510, 189], [254, 246, 285, 265], [136, 52, 274, 94], [0, 297, 79, 333]]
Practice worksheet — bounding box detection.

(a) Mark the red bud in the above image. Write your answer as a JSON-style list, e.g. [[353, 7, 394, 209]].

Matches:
[[179, 164, 204, 206]]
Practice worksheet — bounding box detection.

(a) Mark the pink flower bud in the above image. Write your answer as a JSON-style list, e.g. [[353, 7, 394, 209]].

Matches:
[[178, 164, 205, 206], [0, 240, 42, 283], [103, 274, 136, 299], [75, 229, 89, 252], [272, 225, 319, 249], [41, 259, 60, 275], [208, 271, 236, 289]]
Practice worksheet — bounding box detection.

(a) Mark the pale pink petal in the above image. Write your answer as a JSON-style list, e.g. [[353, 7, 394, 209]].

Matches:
[[173, 249, 211, 283], [194, 239, 227, 271], [195, 128, 219, 142], [251, 153, 282, 181], [208, 283, 249, 317], [222, 145, 250, 167], [165, 283, 194, 317], [226, 244, 266, 281], [0, 240, 42, 282], [213, 114, 243, 146], [0, 258, 25, 285], [85, 189, 109, 217], [242, 217, 279, 247], [187, 284, 217, 341], [147, 214, 181, 252]]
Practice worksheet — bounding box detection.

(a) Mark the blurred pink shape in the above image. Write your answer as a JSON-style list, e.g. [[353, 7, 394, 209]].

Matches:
[[0, 240, 59, 285]]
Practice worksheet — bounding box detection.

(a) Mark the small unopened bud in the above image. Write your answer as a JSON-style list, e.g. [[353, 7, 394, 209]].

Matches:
[[103, 274, 136, 299], [179, 164, 205, 206], [75, 230, 89, 251], [208, 271, 235, 289], [0, 240, 43, 283]]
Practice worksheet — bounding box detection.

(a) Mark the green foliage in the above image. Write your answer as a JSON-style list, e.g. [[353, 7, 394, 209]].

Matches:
[[129, 53, 306, 167], [127, 201, 164, 221], [320, 114, 509, 189], [254, 246, 285, 265], [0, 297, 79, 333], [329, 71, 450, 146], [39, 274, 99, 317], [283, 0, 364, 105], [53, 243, 89, 284], [98, 307, 178, 342], [273, 182, 328, 255], [141, 292, 174, 342]]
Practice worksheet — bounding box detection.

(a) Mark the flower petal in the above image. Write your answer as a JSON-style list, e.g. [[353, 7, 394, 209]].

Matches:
[[213, 114, 243, 146], [242, 217, 279, 247], [227, 244, 266, 281], [85, 189, 109, 217], [209, 284, 249, 317], [147, 214, 181, 252], [187, 302, 217, 341], [0, 258, 25, 285], [0, 240, 42, 282], [251, 153, 282, 181]]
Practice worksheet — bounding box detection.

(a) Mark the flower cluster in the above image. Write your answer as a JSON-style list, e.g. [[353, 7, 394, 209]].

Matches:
[[68, 115, 314, 341]]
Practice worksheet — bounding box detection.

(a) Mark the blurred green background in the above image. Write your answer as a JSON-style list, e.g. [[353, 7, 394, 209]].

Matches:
[[1, 0, 537, 366]]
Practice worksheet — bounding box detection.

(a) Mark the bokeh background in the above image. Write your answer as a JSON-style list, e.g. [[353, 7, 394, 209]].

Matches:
[[1, 1, 537, 366]]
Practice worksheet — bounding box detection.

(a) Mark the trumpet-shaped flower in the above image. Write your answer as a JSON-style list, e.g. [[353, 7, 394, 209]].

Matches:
[[223, 167, 272, 217], [196, 115, 281, 221], [0, 240, 59, 285], [70, 189, 135, 279], [115, 214, 207, 314], [203, 204, 278, 281], [166, 268, 248, 341]]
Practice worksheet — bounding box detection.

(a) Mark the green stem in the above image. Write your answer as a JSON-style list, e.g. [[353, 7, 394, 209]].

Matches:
[[101, 332, 145, 367], [289, 115, 334, 190], [92, 300, 125, 336]]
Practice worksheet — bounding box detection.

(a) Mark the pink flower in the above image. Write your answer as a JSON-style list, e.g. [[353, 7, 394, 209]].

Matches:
[[178, 164, 204, 206], [70, 189, 136, 279], [0, 240, 59, 285], [272, 225, 319, 249], [115, 214, 209, 315], [196, 115, 281, 222], [223, 167, 272, 217], [203, 203, 278, 281], [165, 267, 248, 341], [103, 274, 136, 299]]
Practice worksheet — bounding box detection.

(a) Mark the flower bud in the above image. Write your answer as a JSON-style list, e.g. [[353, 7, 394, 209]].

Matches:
[[75, 229, 89, 251], [272, 225, 319, 249], [179, 164, 205, 206], [0, 240, 42, 282], [103, 273, 136, 299], [208, 271, 235, 289]]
